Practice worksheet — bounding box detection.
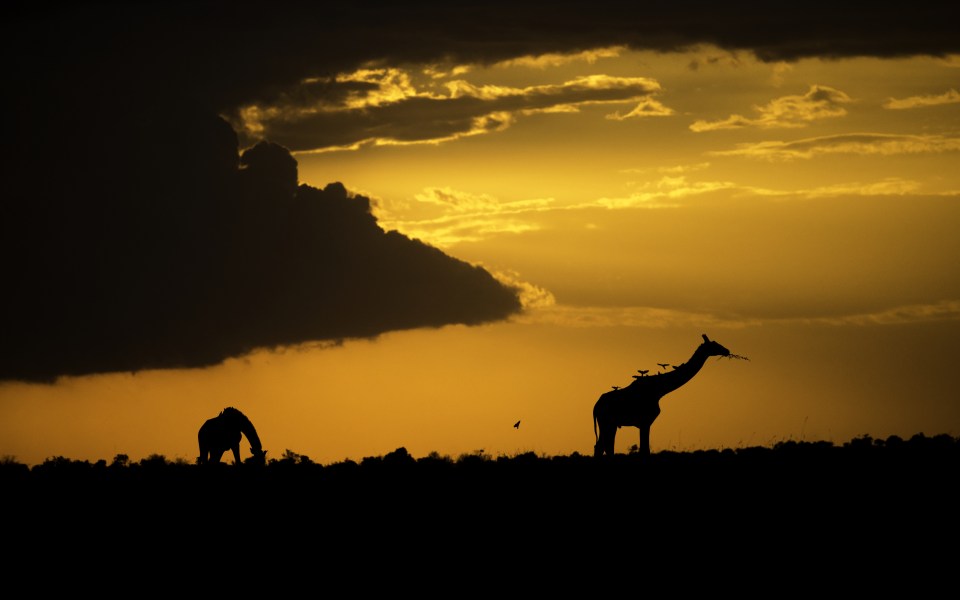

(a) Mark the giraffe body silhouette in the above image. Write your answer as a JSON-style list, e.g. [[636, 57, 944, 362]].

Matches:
[[197, 407, 267, 465], [593, 334, 730, 457]]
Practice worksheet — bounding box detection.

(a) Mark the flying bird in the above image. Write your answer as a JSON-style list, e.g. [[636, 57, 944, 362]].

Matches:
[[514, 420, 521, 429], [658, 363, 669, 371]]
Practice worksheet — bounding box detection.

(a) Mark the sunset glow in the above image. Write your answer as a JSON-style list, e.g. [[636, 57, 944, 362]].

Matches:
[[2, 4, 958, 466]]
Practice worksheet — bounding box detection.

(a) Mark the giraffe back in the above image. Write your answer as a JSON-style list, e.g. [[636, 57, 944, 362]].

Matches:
[[198, 407, 265, 464]]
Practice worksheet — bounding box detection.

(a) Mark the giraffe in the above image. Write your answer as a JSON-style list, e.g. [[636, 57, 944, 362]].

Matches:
[[593, 334, 731, 457], [197, 407, 268, 465]]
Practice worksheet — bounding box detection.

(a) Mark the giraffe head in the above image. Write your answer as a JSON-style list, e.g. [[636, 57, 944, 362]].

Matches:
[[701, 334, 731, 357], [247, 447, 268, 466]]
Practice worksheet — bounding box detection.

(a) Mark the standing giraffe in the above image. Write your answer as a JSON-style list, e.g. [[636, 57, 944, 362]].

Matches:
[[593, 334, 731, 457], [197, 407, 267, 465]]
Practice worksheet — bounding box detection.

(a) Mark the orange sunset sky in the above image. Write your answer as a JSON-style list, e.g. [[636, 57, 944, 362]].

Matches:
[[2, 3, 959, 466]]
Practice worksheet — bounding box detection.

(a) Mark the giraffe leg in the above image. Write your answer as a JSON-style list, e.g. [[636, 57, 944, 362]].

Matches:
[[597, 424, 616, 456], [639, 425, 651, 456]]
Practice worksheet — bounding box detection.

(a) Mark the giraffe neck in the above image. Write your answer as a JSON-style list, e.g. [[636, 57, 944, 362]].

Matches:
[[236, 412, 262, 453], [669, 346, 711, 388], [628, 343, 712, 397]]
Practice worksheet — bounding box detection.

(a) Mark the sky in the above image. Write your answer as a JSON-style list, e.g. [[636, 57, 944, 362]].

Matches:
[[2, 2, 959, 466]]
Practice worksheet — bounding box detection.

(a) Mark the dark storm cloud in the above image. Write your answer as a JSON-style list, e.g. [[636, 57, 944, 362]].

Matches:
[[0, 132, 522, 383], [2, 1, 957, 382], [8, 2, 958, 116]]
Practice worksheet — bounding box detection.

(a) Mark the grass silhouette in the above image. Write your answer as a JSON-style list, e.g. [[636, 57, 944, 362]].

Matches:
[[4, 432, 956, 586], [5, 432, 956, 507]]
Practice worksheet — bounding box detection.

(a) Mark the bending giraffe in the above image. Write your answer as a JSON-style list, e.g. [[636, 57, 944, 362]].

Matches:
[[593, 334, 731, 457], [197, 407, 267, 465]]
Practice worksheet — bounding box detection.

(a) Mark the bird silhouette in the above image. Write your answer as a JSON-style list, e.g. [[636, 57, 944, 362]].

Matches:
[[514, 420, 521, 429], [637, 369, 649, 376], [657, 363, 669, 371]]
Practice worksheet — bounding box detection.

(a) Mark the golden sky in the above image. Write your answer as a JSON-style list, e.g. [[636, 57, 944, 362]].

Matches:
[[2, 6, 959, 465]]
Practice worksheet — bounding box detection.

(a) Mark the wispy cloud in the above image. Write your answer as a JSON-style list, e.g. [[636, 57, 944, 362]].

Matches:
[[690, 85, 852, 132], [605, 98, 675, 120], [514, 299, 960, 329], [235, 70, 667, 152], [620, 163, 713, 175], [376, 187, 555, 247], [710, 132, 960, 160], [586, 173, 922, 209], [515, 304, 761, 330], [490, 270, 557, 311], [883, 88, 960, 109], [794, 300, 960, 326], [447, 75, 662, 110], [594, 176, 738, 208], [378, 171, 948, 248], [494, 46, 625, 69], [795, 178, 924, 197], [333, 68, 424, 108], [379, 175, 734, 247]]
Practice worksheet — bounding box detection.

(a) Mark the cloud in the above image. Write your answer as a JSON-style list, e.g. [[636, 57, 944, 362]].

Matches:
[[8, 4, 959, 123], [594, 176, 739, 209], [794, 178, 924, 197], [516, 304, 760, 330], [690, 85, 852, 131], [233, 73, 665, 152], [883, 88, 960, 109], [605, 99, 675, 120], [380, 172, 946, 248], [710, 133, 960, 160], [597, 174, 939, 210], [789, 300, 960, 326], [4, 1, 960, 382], [620, 163, 713, 175], [936, 54, 960, 67], [0, 134, 522, 383], [686, 50, 748, 71], [494, 46, 626, 69], [377, 187, 554, 247], [488, 270, 557, 311], [515, 299, 960, 329]]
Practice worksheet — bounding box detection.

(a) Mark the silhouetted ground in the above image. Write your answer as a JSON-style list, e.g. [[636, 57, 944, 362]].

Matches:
[[3, 433, 956, 589]]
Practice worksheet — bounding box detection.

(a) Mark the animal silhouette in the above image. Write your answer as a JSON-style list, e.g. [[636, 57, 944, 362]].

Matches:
[[593, 334, 731, 457], [197, 407, 267, 465], [514, 420, 521, 429]]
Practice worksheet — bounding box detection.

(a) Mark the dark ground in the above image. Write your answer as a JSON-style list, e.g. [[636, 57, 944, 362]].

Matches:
[[3, 433, 956, 590]]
